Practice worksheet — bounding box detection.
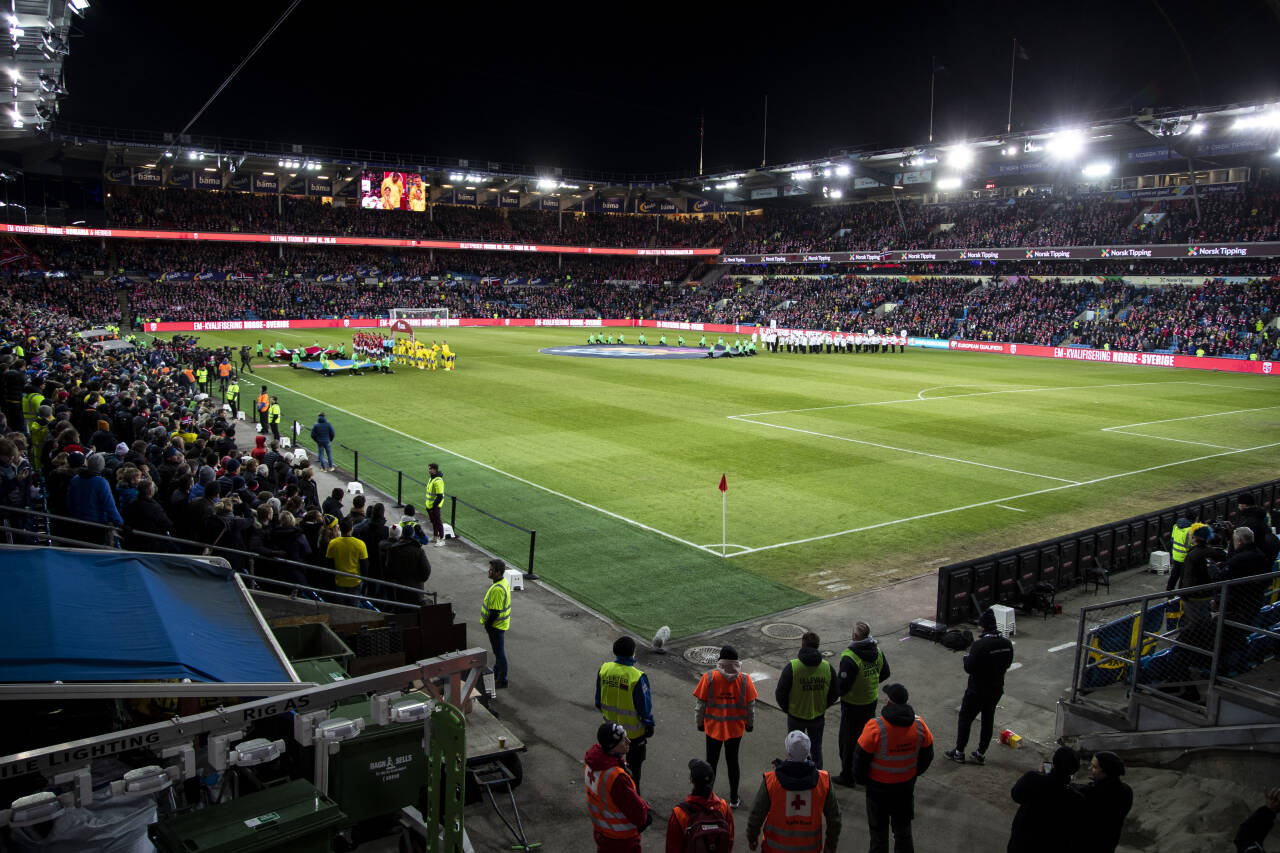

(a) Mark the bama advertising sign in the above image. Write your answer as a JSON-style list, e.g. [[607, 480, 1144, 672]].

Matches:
[[0, 223, 720, 258], [717, 241, 1280, 265], [946, 339, 1275, 375]]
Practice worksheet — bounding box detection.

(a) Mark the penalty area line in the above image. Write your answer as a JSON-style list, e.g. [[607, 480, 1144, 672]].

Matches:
[[724, 439, 1280, 557], [256, 372, 721, 556]]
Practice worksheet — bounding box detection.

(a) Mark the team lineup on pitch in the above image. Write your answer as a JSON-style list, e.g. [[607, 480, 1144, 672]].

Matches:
[[183, 325, 1280, 636]]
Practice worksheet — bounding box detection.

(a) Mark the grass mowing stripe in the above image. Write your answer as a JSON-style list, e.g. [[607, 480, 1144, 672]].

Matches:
[[246, 366, 812, 637]]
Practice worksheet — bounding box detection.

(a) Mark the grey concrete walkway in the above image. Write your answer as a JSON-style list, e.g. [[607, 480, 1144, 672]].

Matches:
[[275, 429, 1180, 852]]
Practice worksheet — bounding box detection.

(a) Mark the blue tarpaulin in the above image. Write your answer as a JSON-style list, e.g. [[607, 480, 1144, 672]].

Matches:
[[0, 549, 294, 683]]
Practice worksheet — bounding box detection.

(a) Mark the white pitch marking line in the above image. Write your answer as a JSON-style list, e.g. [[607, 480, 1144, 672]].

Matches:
[[1102, 404, 1280, 431], [996, 504, 1027, 513], [824, 584, 852, 592], [1048, 642, 1077, 653], [807, 571, 834, 577], [728, 380, 1176, 419], [723, 439, 1280, 557], [257, 371, 724, 556], [1104, 430, 1242, 451], [732, 416, 1081, 484]]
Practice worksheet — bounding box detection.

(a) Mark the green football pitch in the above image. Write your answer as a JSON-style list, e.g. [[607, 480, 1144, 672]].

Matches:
[[185, 326, 1280, 637]]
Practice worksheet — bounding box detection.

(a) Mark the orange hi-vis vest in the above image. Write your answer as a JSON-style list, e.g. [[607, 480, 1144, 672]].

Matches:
[[256, 393, 269, 413], [182, 369, 195, 383], [761, 768, 829, 853], [218, 362, 231, 377], [858, 716, 931, 785], [584, 763, 639, 840], [695, 669, 755, 741]]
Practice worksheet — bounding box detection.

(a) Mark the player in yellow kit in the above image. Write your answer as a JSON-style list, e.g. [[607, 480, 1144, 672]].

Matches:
[[407, 175, 427, 212], [441, 339, 455, 371]]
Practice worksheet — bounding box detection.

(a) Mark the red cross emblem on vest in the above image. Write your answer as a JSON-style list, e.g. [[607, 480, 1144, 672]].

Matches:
[[786, 789, 811, 816]]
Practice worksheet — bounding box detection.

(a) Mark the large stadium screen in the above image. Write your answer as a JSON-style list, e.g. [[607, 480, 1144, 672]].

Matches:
[[360, 170, 427, 211]]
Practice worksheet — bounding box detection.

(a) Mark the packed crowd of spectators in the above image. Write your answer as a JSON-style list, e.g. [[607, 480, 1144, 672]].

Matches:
[[0, 294, 430, 603], [105, 186, 731, 248], [1074, 279, 1277, 356], [724, 183, 1280, 254]]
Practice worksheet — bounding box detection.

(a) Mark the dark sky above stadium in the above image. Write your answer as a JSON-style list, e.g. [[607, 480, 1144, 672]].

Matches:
[[61, 0, 1280, 176]]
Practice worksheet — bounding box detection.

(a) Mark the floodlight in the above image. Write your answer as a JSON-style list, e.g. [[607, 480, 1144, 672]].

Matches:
[[715, 180, 737, 190], [1004, 145, 1018, 157], [835, 164, 851, 177], [390, 699, 430, 723], [936, 176, 962, 190], [1189, 123, 1204, 135], [109, 765, 175, 798], [5, 792, 63, 827], [793, 170, 811, 181], [536, 177, 556, 190], [1231, 110, 1280, 132], [188, 151, 199, 160], [5, 68, 17, 81], [946, 145, 974, 169], [316, 717, 364, 743], [68, 0, 90, 12], [829, 189, 843, 199], [1082, 161, 1112, 178], [229, 737, 284, 767], [1046, 129, 1085, 159]]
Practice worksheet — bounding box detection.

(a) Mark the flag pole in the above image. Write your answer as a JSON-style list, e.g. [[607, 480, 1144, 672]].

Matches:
[[718, 473, 728, 556], [929, 55, 936, 143]]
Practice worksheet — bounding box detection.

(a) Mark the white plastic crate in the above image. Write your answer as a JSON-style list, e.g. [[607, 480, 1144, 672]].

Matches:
[[504, 568, 525, 592], [989, 604, 1016, 637], [1149, 550, 1171, 575]]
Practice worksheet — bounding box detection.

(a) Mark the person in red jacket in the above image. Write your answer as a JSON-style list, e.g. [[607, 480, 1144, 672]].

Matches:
[[667, 758, 734, 853], [585, 721, 652, 852]]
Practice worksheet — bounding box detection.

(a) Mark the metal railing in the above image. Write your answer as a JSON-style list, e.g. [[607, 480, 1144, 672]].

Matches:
[[1069, 568, 1280, 724], [0, 506, 432, 612], [337, 443, 538, 578]]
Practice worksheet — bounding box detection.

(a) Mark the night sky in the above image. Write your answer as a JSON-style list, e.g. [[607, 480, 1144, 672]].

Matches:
[[58, 0, 1280, 176]]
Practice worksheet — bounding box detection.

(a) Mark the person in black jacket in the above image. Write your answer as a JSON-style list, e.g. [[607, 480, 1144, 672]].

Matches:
[[1235, 787, 1279, 852], [1007, 746, 1085, 853], [379, 523, 432, 604], [833, 620, 889, 787], [1236, 494, 1279, 563], [121, 479, 174, 552], [1220, 527, 1275, 658], [1075, 751, 1132, 853], [945, 609, 1014, 765]]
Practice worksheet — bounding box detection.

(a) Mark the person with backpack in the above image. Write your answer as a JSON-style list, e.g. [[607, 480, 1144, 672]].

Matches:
[[694, 644, 758, 809], [944, 608, 1014, 766], [666, 758, 733, 853]]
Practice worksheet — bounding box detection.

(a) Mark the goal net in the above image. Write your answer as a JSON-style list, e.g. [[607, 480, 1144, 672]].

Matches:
[[389, 307, 449, 321]]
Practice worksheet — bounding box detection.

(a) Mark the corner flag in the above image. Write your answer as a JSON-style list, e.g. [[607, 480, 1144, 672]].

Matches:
[[719, 474, 727, 493], [718, 474, 728, 555]]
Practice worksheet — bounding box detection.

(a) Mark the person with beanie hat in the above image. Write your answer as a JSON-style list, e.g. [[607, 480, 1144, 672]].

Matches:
[[746, 730, 841, 852], [584, 721, 652, 852], [1076, 751, 1132, 853], [596, 636, 655, 792], [1007, 746, 1085, 853], [835, 620, 890, 787], [945, 608, 1014, 766], [666, 758, 733, 853], [855, 683, 933, 853], [693, 644, 758, 808], [66, 451, 122, 544]]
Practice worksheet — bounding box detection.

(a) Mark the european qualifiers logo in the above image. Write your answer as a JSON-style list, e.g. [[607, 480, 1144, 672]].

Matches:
[[1101, 248, 1110, 258], [1188, 245, 1199, 257]]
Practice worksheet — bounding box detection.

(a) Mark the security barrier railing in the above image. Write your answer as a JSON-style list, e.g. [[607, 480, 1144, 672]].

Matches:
[[1069, 569, 1280, 724], [0, 505, 430, 612], [336, 443, 538, 578]]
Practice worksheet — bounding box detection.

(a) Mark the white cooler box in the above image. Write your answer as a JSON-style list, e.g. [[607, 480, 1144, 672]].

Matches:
[[1149, 550, 1171, 575]]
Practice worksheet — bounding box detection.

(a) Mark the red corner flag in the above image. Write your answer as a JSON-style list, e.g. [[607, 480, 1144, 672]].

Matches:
[[718, 474, 727, 493]]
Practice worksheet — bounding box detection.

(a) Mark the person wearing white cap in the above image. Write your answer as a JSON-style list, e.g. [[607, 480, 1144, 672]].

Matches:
[[745, 730, 840, 852]]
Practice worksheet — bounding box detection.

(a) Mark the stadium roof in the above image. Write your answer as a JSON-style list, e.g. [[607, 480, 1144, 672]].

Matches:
[[0, 99, 1275, 211]]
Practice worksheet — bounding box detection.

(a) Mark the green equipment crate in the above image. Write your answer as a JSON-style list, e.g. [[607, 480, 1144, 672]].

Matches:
[[309, 691, 434, 825], [272, 623, 355, 674], [148, 779, 345, 853], [291, 658, 350, 685]]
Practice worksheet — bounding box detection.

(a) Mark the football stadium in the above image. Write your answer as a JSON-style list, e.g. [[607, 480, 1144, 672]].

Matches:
[[0, 4, 1278, 851]]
